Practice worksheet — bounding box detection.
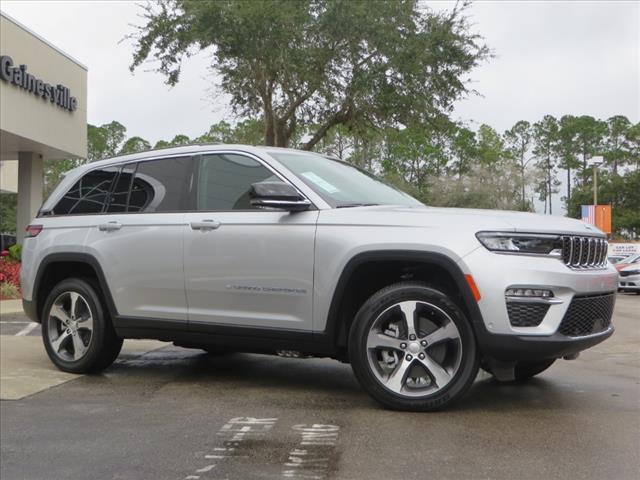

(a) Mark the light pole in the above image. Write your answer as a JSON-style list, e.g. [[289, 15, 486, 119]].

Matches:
[[589, 156, 604, 205]]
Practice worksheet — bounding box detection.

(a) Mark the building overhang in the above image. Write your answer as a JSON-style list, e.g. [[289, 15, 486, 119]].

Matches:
[[1, 129, 82, 161]]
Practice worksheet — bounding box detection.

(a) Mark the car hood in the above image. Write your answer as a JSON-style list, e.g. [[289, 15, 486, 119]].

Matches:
[[620, 263, 640, 272], [324, 205, 604, 237]]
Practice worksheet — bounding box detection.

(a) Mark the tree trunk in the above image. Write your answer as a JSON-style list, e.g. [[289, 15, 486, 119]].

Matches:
[[566, 167, 571, 204], [547, 155, 552, 215], [264, 107, 275, 146], [274, 119, 288, 148], [520, 151, 526, 210], [302, 117, 341, 150]]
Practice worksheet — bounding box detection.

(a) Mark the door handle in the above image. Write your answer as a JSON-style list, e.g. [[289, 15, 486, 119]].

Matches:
[[190, 219, 221, 231], [98, 221, 122, 232]]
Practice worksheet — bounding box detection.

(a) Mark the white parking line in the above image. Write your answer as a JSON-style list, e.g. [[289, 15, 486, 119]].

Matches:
[[16, 323, 38, 336]]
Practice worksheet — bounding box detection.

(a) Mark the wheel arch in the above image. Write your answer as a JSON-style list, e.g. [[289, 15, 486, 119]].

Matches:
[[27, 252, 117, 323], [324, 250, 486, 351]]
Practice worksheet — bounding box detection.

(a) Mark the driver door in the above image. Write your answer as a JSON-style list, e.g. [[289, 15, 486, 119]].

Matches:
[[183, 152, 318, 331]]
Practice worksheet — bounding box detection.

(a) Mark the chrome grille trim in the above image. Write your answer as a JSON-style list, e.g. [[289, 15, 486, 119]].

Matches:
[[562, 235, 608, 269]]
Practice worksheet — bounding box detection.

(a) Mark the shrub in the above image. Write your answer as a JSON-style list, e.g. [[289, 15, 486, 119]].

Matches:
[[8, 244, 21, 262], [0, 281, 20, 300]]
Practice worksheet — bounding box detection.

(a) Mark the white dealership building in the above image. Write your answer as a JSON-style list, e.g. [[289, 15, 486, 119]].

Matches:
[[0, 11, 87, 240]]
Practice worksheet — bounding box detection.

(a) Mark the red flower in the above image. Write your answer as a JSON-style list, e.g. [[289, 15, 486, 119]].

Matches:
[[0, 259, 21, 287]]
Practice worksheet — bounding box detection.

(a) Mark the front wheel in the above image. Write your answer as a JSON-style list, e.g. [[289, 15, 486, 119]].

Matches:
[[42, 278, 123, 373], [348, 282, 479, 411]]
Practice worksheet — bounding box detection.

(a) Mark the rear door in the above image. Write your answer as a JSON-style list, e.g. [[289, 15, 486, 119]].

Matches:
[[83, 156, 193, 322], [183, 152, 318, 331]]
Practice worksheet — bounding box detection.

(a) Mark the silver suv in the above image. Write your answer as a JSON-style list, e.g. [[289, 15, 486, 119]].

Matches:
[[21, 145, 618, 410]]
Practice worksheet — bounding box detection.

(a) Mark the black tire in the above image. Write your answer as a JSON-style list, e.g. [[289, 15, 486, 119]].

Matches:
[[41, 278, 123, 373], [348, 282, 479, 411]]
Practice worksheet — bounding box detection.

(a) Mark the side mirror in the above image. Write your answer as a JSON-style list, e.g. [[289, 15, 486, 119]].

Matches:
[[249, 182, 311, 212]]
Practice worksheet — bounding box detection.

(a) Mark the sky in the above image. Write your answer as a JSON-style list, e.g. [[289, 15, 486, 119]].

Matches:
[[1, 0, 639, 212]]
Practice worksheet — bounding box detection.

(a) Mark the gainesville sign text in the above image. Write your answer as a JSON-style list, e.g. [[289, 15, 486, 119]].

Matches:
[[0, 55, 77, 112]]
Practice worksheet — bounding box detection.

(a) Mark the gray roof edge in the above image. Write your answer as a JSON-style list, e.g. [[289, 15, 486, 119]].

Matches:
[[0, 10, 88, 71]]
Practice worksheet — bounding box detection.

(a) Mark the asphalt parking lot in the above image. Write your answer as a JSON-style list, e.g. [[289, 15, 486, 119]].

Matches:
[[1, 294, 638, 480]]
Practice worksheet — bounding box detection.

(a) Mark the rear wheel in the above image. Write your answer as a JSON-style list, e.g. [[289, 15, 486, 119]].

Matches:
[[348, 282, 479, 411], [42, 278, 123, 373]]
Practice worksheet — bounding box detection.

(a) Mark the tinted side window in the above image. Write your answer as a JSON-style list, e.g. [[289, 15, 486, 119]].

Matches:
[[197, 154, 278, 211], [105, 164, 135, 213], [130, 157, 193, 213], [54, 167, 118, 215]]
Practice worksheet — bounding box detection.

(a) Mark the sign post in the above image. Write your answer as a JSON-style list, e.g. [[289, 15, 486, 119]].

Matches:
[[588, 156, 604, 207]]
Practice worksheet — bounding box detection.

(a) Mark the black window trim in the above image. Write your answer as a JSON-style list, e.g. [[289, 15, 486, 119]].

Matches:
[[44, 150, 317, 217]]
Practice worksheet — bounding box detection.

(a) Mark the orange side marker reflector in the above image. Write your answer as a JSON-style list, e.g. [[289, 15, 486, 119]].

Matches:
[[465, 274, 481, 302]]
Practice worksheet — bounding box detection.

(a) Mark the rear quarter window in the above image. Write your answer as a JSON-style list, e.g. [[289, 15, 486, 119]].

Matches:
[[53, 167, 119, 215]]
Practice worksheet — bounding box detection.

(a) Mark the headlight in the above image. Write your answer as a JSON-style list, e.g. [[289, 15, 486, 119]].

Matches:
[[476, 232, 563, 256], [622, 269, 640, 275]]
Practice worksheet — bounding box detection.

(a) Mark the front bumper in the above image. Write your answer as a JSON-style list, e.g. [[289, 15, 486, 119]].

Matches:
[[459, 246, 618, 361], [475, 326, 613, 362], [618, 273, 640, 291]]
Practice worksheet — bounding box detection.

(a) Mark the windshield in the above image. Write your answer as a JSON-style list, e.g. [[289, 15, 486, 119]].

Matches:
[[269, 151, 423, 208], [619, 253, 640, 264]]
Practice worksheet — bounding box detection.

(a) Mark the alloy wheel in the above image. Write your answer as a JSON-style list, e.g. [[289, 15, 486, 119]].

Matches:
[[366, 300, 463, 397], [46, 291, 94, 362]]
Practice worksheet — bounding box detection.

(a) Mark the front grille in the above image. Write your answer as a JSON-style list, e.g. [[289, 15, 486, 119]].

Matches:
[[561, 236, 608, 269], [558, 293, 615, 337], [507, 302, 550, 327]]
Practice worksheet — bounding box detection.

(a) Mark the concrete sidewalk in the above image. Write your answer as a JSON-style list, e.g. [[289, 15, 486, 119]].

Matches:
[[0, 337, 169, 400], [0, 299, 23, 316]]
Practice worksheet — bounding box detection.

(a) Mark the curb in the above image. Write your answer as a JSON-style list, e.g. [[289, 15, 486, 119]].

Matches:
[[0, 299, 24, 316]]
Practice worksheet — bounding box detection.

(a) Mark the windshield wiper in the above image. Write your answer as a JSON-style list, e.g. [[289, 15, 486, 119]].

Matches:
[[336, 203, 380, 208]]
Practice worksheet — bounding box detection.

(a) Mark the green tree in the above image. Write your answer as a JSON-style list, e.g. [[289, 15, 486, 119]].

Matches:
[[556, 115, 580, 205], [197, 119, 265, 145], [449, 127, 476, 180], [603, 115, 632, 174], [168, 134, 191, 146], [533, 115, 560, 214], [129, 0, 489, 149], [0, 193, 17, 235], [88, 121, 127, 161], [317, 124, 354, 160], [476, 124, 504, 167], [626, 122, 640, 171], [154, 140, 171, 149], [504, 120, 533, 210], [197, 121, 236, 144], [120, 136, 151, 155], [233, 119, 265, 145], [568, 170, 640, 239], [572, 115, 607, 183]]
